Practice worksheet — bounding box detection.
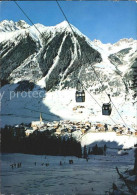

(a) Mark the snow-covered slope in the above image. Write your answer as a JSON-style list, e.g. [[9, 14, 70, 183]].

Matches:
[[0, 20, 30, 32], [1, 84, 136, 129], [0, 20, 136, 95], [0, 20, 103, 91], [0, 20, 137, 130]]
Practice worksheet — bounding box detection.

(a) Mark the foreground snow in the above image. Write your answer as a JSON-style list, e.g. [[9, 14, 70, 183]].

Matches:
[[1, 150, 135, 195]]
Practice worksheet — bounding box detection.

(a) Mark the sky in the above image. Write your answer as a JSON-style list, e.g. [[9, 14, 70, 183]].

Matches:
[[0, 1, 137, 43]]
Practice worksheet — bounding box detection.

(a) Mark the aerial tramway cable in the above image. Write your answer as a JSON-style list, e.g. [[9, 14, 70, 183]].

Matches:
[[14, 1, 43, 37], [14, 1, 127, 127], [55, 0, 128, 128], [14, 0, 117, 126]]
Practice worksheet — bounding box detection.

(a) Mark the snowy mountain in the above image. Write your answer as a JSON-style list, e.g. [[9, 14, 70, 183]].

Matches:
[[0, 20, 30, 32], [0, 20, 136, 95], [0, 20, 137, 128], [0, 20, 102, 92]]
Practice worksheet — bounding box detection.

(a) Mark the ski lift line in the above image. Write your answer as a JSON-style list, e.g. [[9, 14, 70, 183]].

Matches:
[[10, 1, 115, 124], [13, 1, 97, 108], [80, 81, 101, 108], [56, 0, 76, 38], [14, 1, 44, 37], [79, 82, 116, 125], [14, 0, 127, 128], [110, 102, 127, 126], [56, 0, 83, 82], [56, 0, 128, 128], [78, 80, 117, 125], [77, 73, 115, 125], [56, 0, 103, 88]]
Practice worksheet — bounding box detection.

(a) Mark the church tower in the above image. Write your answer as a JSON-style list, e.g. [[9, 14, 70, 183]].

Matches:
[[40, 112, 43, 123]]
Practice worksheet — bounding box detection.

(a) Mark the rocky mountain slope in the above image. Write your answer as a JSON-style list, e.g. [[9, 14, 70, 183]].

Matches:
[[0, 20, 137, 128], [0, 20, 137, 97]]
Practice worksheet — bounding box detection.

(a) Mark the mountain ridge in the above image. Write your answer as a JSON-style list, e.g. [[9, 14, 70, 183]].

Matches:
[[1, 20, 136, 44], [0, 20, 137, 98]]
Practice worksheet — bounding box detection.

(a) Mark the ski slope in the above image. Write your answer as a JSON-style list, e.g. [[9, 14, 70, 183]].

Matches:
[[1, 151, 135, 195]]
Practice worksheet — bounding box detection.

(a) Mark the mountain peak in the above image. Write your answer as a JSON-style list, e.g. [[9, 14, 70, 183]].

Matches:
[[93, 39, 102, 44], [54, 20, 84, 37], [113, 38, 135, 47], [0, 19, 30, 32], [55, 21, 69, 28], [16, 20, 30, 29]]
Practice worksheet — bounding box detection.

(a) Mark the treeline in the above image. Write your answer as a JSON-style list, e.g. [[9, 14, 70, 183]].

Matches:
[[83, 144, 107, 159], [1, 126, 82, 157]]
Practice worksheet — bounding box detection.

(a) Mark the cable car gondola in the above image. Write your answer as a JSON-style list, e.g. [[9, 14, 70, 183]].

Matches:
[[102, 94, 112, 115], [75, 90, 85, 102], [75, 80, 85, 102], [102, 103, 112, 115]]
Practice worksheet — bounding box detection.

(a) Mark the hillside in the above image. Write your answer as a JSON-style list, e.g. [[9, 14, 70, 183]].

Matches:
[[0, 20, 137, 128], [0, 20, 137, 95]]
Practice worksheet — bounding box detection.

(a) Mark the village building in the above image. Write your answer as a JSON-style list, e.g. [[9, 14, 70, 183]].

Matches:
[[116, 130, 123, 136], [31, 113, 44, 130], [26, 118, 137, 137], [53, 122, 60, 129], [107, 125, 113, 132], [90, 126, 96, 132], [55, 128, 62, 135]]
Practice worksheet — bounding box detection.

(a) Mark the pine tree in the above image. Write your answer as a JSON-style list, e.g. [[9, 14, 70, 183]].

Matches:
[[88, 147, 91, 155], [83, 145, 88, 159], [92, 144, 98, 155]]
